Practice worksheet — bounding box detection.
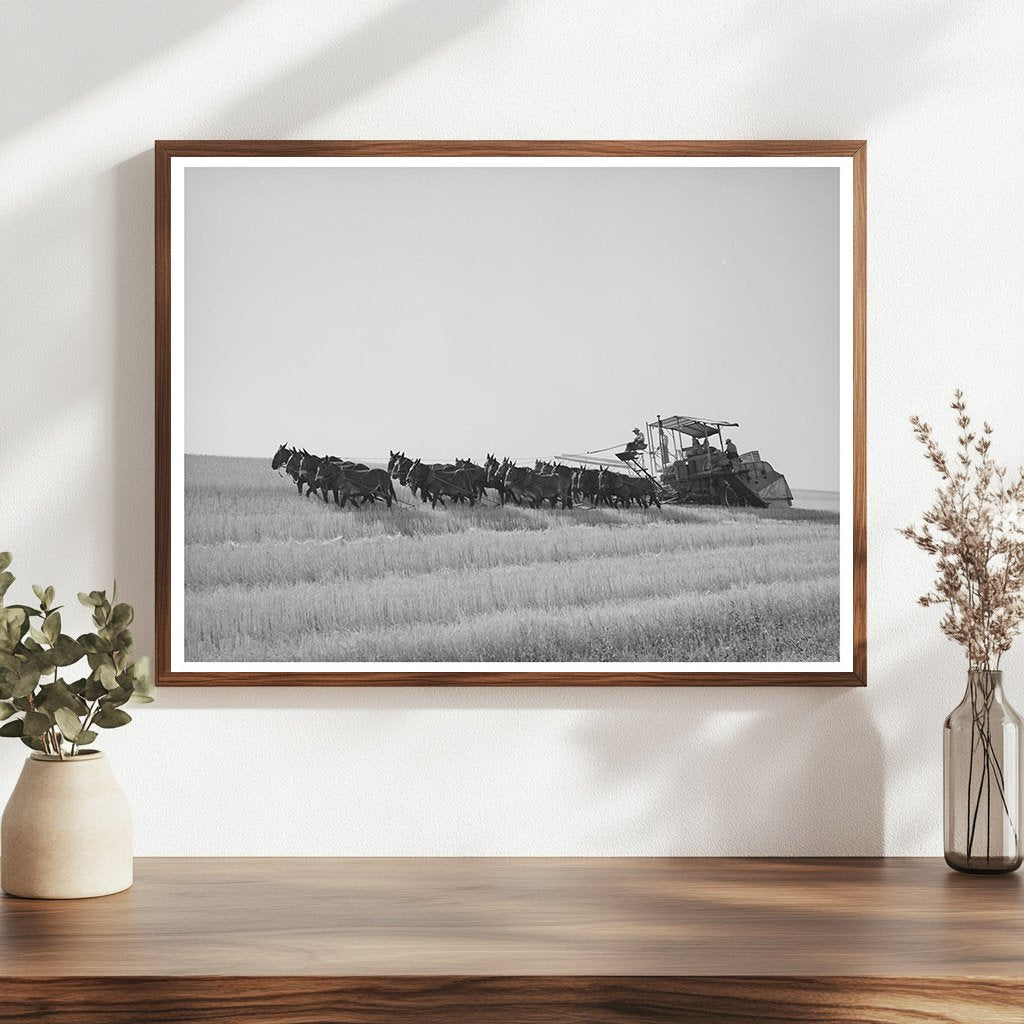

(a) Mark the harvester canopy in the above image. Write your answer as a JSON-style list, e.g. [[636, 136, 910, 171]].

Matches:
[[653, 415, 739, 439]]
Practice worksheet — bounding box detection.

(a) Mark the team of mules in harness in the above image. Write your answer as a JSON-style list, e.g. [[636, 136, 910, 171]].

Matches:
[[272, 445, 395, 508], [271, 445, 660, 511]]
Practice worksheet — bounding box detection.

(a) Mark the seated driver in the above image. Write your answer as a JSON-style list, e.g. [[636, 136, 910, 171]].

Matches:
[[624, 428, 647, 456]]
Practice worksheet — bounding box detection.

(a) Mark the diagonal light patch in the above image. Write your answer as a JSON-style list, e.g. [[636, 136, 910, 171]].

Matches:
[[0, 0, 497, 219]]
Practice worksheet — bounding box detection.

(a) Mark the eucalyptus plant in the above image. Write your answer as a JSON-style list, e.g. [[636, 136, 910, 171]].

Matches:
[[0, 552, 153, 759]]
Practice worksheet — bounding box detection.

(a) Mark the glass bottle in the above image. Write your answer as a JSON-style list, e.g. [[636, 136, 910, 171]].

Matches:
[[944, 669, 1022, 873]]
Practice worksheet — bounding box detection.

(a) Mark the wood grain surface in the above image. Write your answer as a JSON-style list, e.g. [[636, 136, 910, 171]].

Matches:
[[3, 857, 1021, 977], [1, 976, 1022, 1024], [154, 139, 867, 688], [2, 858, 1020, 1023]]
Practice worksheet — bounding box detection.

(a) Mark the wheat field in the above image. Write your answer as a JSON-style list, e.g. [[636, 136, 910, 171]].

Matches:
[[183, 455, 841, 664]]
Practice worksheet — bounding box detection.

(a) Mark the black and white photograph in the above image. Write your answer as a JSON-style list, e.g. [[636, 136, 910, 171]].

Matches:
[[162, 147, 862, 683]]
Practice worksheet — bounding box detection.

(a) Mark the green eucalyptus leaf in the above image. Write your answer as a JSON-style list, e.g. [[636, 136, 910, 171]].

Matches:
[[0, 718, 24, 737], [87, 655, 115, 676], [49, 635, 85, 668], [42, 611, 60, 644], [12, 697, 33, 712], [83, 675, 108, 701], [0, 553, 11, 573], [22, 711, 50, 738], [110, 603, 133, 629], [53, 707, 84, 741], [31, 584, 46, 606], [126, 657, 154, 702], [80, 635, 112, 656], [19, 734, 45, 752], [78, 592, 100, 608], [104, 685, 132, 708], [127, 669, 153, 704], [18, 651, 47, 672], [0, 572, 14, 601], [74, 730, 98, 746], [4, 607, 26, 628], [11, 666, 41, 699], [28, 627, 49, 646], [45, 587, 55, 608], [8, 604, 43, 619], [0, 607, 26, 652], [128, 655, 151, 680], [98, 663, 118, 690], [37, 679, 88, 716], [92, 705, 131, 729], [0, 701, 16, 721]]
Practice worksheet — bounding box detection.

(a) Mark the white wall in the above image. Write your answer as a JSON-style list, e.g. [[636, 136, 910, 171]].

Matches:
[[2, 0, 1022, 855]]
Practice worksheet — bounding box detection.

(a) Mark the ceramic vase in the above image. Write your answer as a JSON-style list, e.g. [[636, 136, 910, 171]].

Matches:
[[1, 751, 133, 898]]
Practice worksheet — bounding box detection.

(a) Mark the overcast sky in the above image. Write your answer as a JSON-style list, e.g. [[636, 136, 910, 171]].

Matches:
[[185, 164, 840, 490]]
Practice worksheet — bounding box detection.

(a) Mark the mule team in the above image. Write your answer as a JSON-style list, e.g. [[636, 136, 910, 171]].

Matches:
[[271, 446, 396, 508], [271, 445, 661, 511]]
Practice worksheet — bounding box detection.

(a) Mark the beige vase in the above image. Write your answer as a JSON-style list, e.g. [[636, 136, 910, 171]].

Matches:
[[1, 751, 133, 899]]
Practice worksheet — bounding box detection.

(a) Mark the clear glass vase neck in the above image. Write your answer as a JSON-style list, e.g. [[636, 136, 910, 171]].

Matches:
[[967, 668, 1005, 701]]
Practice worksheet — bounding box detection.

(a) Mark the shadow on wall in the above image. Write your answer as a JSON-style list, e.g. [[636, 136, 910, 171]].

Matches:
[[0, 1, 243, 138], [573, 687, 884, 855], [149, 682, 885, 855], [207, 0, 507, 136], [112, 151, 156, 648]]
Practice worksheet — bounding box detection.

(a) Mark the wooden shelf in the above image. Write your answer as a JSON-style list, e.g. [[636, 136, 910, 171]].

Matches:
[[2, 857, 1021, 1022]]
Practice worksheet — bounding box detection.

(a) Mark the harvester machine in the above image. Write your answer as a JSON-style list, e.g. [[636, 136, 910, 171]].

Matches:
[[639, 414, 793, 508]]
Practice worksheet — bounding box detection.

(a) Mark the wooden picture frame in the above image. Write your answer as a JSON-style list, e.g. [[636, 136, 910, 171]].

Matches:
[[156, 140, 866, 686]]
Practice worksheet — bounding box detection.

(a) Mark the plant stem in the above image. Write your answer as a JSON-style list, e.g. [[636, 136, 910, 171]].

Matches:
[[976, 728, 1017, 842], [968, 748, 989, 859], [966, 700, 978, 851], [964, 672, 1017, 863], [53, 666, 63, 760], [988, 747, 992, 862]]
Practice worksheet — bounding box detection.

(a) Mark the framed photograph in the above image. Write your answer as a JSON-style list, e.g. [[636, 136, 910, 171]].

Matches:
[[156, 141, 865, 686]]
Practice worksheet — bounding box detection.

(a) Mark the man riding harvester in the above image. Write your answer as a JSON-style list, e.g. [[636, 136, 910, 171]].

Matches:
[[619, 428, 648, 461]]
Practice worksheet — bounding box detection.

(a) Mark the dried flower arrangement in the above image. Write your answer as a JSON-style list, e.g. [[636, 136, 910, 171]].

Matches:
[[903, 390, 1024, 869], [902, 391, 1024, 668]]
